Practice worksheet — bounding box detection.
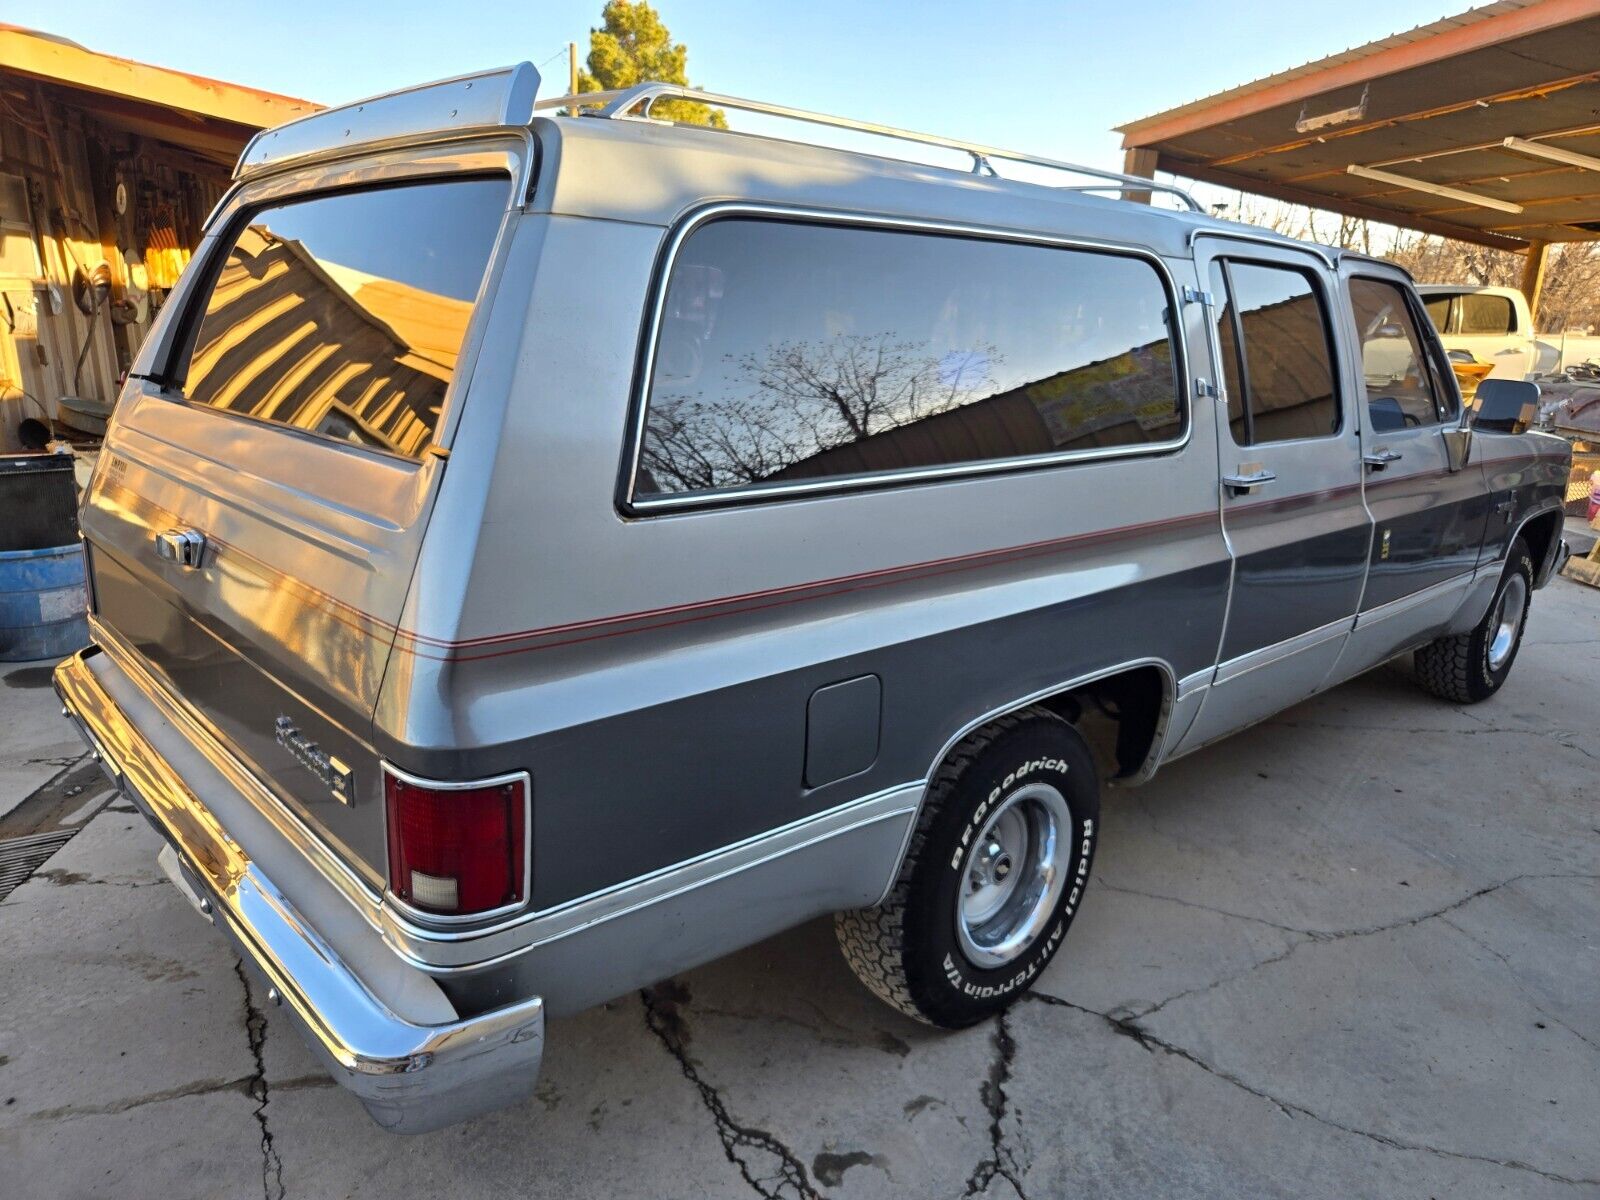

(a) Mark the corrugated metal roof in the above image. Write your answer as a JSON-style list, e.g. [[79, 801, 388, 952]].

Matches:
[[1117, 2, 1537, 134]]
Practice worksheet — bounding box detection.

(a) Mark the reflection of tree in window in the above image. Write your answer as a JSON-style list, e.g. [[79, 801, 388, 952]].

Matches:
[[638, 220, 1181, 497]]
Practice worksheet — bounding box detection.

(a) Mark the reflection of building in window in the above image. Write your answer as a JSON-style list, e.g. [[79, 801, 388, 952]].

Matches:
[[767, 339, 1177, 483], [186, 226, 470, 456], [638, 220, 1183, 498], [1213, 263, 1339, 445]]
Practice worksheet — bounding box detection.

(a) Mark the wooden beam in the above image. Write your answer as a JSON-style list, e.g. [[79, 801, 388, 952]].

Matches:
[[1520, 239, 1549, 325], [0, 26, 316, 131], [1122, 147, 1158, 206], [1157, 153, 1529, 252], [1119, 0, 1600, 149]]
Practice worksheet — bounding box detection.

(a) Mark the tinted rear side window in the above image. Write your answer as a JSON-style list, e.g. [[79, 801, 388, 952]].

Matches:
[[180, 178, 506, 459], [634, 218, 1183, 500], [1210, 260, 1340, 445], [1422, 294, 1453, 332]]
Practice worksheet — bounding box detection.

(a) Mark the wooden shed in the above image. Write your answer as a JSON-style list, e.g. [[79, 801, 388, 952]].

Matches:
[[0, 25, 315, 449]]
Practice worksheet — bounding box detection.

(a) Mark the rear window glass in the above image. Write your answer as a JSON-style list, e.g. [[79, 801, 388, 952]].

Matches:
[[1210, 260, 1340, 445], [179, 178, 506, 459], [634, 218, 1183, 501], [1422, 294, 1452, 332], [1459, 292, 1515, 336]]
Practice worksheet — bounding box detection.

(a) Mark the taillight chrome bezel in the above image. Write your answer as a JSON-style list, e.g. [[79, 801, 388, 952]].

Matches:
[[381, 761, 533, 927]]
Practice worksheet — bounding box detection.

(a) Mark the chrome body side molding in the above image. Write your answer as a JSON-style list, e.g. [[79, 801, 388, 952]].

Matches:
[[380, 782, 923, 971], [1213, 616, 1352, 685]]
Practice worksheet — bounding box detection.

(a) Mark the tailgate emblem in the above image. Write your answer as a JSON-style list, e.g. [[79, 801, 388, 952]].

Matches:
[[275, 716, 354, 805]]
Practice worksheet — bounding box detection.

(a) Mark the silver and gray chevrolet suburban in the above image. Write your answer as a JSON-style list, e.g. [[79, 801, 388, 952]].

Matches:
[[54, 63, 1572, 1132]]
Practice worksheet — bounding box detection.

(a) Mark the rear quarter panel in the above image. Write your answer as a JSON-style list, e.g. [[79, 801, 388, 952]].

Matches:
[[376, 209, 1231, 910]]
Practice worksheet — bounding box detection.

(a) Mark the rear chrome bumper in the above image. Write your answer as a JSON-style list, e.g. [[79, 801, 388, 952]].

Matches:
[[53, 646, 544, 1133]]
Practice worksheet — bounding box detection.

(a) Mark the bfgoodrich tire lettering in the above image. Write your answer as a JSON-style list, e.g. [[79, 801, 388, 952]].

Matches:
[[835, 707, 1099, 1028], [1414, 538, 1534, 704]]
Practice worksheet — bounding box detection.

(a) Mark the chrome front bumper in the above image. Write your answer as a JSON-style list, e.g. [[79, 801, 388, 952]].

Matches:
[[54, 645, 544, 1133]]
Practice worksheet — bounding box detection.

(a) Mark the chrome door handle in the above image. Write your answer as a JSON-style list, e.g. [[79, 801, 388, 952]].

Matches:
[[1221, 466, 1277, 496], [1363, 448, 1403, 470], [153, 528, 206, 568]]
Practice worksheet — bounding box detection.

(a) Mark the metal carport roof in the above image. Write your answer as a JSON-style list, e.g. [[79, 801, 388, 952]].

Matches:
[[1117, 0, 1600, 254]]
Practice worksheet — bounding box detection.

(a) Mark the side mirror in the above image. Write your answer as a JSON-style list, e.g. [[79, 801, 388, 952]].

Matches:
[[1470, 378, 1540, 434]]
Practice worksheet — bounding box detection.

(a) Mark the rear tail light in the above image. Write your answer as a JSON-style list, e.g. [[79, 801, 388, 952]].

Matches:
[[384, 766, 528, 918]]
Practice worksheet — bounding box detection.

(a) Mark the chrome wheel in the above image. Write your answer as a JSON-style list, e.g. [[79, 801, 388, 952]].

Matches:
[[1487, 572, 1528, 672], [956, 782, 1072, 969]]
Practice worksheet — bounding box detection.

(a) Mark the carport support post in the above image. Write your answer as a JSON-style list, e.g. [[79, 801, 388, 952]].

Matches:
[[1122, 147, 1158, 205], [1519, 239, 1548, 328]]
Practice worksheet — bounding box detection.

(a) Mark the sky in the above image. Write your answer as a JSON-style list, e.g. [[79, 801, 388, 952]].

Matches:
[[18, 0, 1468, 176]]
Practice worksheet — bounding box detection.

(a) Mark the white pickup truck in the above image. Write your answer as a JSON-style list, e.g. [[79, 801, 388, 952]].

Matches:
[[1419, 284, 1600, 380]]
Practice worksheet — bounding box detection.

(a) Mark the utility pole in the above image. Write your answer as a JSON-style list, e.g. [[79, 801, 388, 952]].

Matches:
[[568, 42, 580, 117]]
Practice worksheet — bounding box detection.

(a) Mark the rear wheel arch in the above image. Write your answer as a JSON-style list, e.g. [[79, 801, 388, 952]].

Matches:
[[919, 661, 1173, 805]]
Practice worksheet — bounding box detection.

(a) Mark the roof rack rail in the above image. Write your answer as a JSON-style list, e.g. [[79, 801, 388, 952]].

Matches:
[[533, 82, 1202, 213]]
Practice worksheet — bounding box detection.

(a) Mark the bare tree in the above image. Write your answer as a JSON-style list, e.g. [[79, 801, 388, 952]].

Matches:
[[639, 334, 996, 493]]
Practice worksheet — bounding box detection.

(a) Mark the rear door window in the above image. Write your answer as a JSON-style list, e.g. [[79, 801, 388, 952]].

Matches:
[[176, 177, 507, 459], [1208, 259, 1341, 444], [633, 217, 1184, 501]]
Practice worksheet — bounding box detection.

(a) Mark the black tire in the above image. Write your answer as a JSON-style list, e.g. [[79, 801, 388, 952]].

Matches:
[[834, 707, 1099, 1028], [1414, 538, 1535, 704]]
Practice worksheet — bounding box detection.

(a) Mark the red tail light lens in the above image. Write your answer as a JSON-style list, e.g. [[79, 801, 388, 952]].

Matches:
[[384, 768, 528, 917]]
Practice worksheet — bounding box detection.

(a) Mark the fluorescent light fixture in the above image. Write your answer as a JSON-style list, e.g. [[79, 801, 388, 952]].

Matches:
[[1296, 86, 1369, 134], [1346, 164, 1524, 214], [1502, 136, 1600, 174]]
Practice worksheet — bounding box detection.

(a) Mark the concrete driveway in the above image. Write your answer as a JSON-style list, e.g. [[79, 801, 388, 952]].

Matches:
[[1, 579, 1596, 1199]]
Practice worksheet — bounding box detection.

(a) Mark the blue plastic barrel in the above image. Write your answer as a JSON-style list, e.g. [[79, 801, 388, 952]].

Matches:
[[0, 543, 89, 662]]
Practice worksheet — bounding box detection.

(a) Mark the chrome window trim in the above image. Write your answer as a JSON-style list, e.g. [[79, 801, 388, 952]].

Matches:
[[1213, 615, 1352, 685], [1200, 246, 1352, 447], [381, 781, 923, 970], [1190, 227, 1337, 269], [621, 203, 1195, 515], [161, 145, 529, 466], [380, 762, 535, 929]]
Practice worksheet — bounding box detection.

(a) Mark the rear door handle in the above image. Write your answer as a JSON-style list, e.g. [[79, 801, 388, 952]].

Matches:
[[1221, 467, 1277, 496], [1363, 448, 1403, 470], [153, 528, 206, 568]]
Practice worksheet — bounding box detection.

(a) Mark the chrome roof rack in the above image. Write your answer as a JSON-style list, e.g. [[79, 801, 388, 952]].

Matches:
[[533, 82, 1202, 213]]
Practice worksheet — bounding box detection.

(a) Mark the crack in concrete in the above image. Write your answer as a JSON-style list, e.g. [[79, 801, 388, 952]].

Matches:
[[1094, 879, 1308, 936], [1097, 874, 1600, 1026], [1026, 992, 1600, 1188], [233, 961, 285, 1200], [690, 1003, 912, 1058], [963, 1011, 1027, 1199], [1439, 915, 1600, 1055], [27, 1074, 254, 1121], [640, 984, 821, 1200]]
